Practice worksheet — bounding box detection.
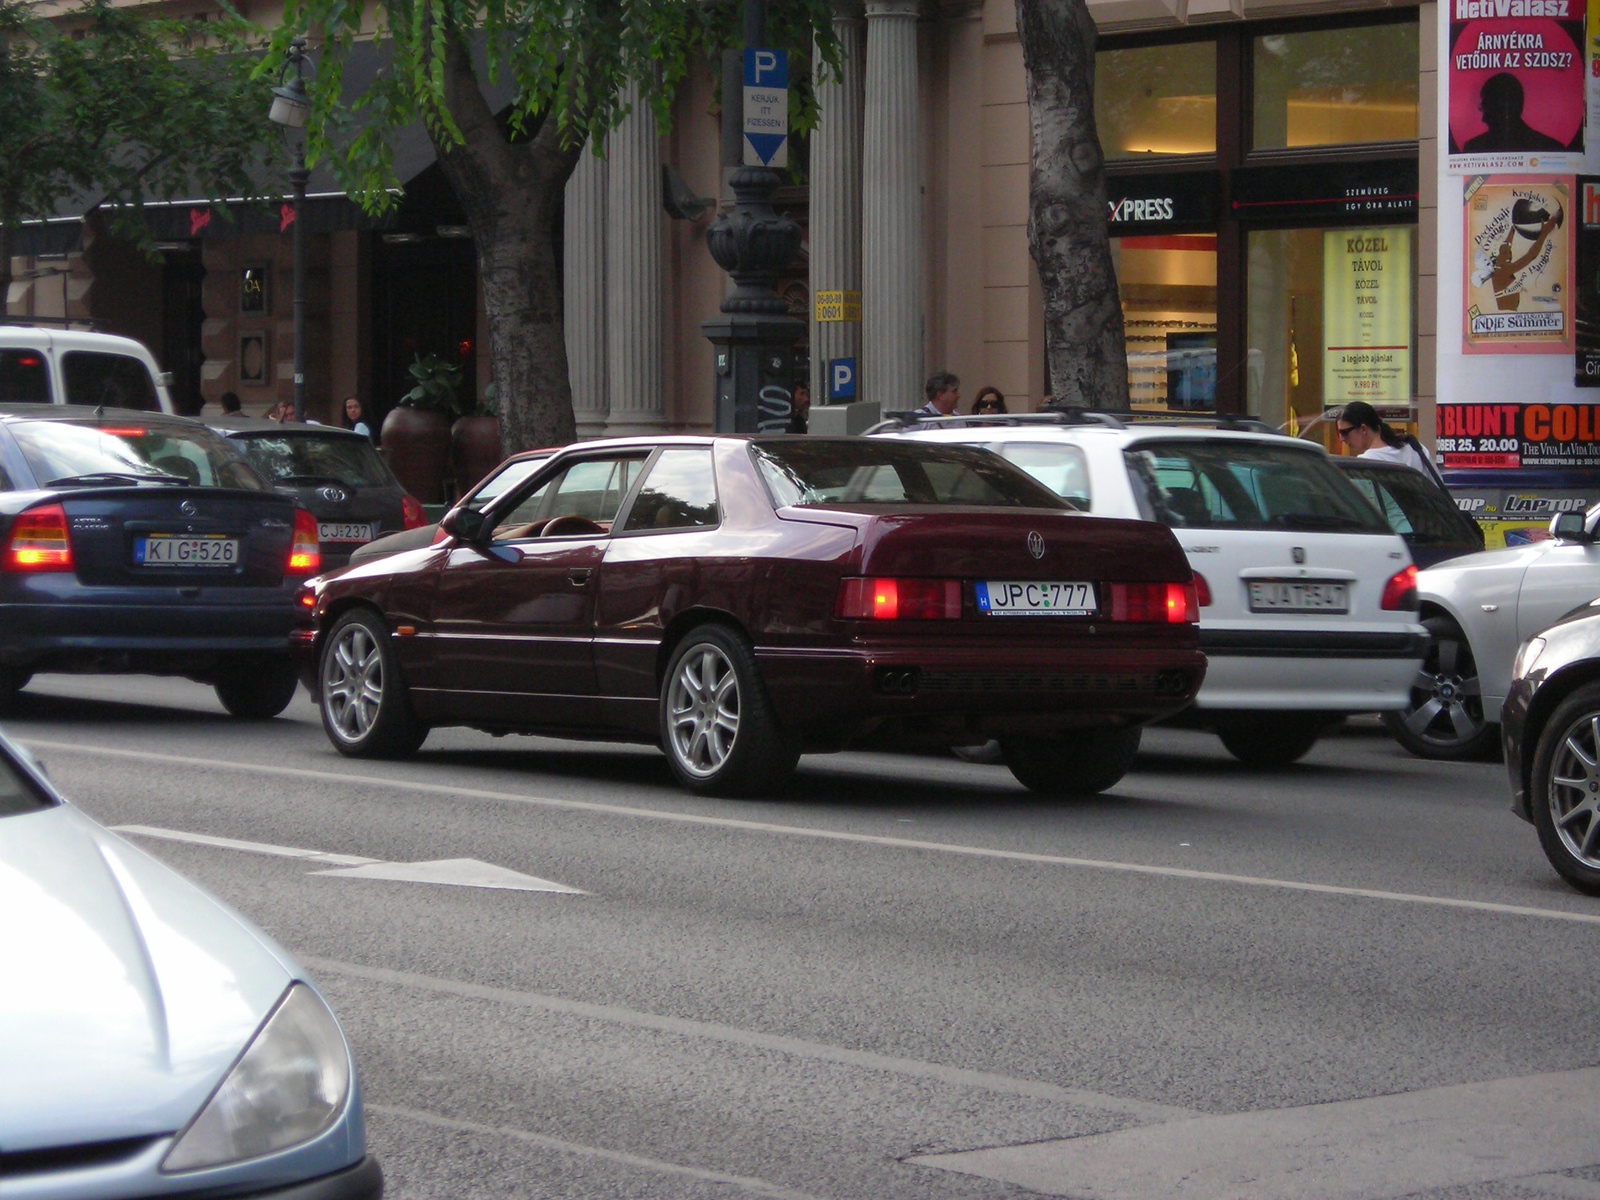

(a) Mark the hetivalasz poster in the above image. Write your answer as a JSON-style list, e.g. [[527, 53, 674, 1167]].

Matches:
[[1463, 176, 1573, 352], [1449, 0, 1586, 174]]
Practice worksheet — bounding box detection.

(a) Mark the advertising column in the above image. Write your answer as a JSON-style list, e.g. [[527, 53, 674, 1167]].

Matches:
[[1436, 0, 1600, 546]]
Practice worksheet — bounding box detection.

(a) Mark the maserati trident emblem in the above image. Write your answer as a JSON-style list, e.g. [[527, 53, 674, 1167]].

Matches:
[[1292, 546, 1306, 564], [1027, 531, 1046, 560], [179, 500, 198, 517]]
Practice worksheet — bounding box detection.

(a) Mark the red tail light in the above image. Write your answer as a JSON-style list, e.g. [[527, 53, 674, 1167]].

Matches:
[[402, 495, 427, 530], [286, 508, 321, 575], [836, 577, 962, 620], [3, 503, 73, 572], [1381, 565, 1418, 611], [1192, 571, 1212, 607], [1110, 581, 1198, 624]]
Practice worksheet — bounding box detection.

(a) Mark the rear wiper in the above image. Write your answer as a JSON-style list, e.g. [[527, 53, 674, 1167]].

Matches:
[[46, 471, 186, 488]]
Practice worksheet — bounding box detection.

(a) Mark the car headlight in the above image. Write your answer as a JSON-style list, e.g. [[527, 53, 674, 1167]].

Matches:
[[1513, 636, 1546, 681], [162, 983, 350, 1173]]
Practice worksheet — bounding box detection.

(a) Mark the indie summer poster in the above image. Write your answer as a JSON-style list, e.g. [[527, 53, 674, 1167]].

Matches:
[[1322, 227, 1413, 406], [1449, 0, 1586, 174], [1463, 176, 1573, 352]]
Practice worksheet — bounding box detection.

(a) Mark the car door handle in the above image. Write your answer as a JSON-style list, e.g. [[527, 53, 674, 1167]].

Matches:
[[569, 568, 592, 586]]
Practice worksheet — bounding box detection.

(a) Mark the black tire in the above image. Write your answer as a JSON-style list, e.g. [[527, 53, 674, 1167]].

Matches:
[[659, 624, 798, 797], [1529, 681, 1600, 896], [319, 609, 427, 759], [0, 667, 30, 715], [214, 657, 299, 720], [1215, 712, 1322, 767], [1000, 726, 1142, 795], [1381, 615, 1499, 761]]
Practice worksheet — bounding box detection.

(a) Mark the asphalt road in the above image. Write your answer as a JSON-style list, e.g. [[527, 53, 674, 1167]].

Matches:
[[8, 674, 1600, 1200]]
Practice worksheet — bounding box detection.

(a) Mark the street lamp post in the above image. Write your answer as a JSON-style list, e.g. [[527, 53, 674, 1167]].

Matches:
[[701, 0, 805, 433], [269, 39, 312, 422]]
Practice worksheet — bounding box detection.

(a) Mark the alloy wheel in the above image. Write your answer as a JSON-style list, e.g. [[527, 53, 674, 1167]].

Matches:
[[667, 644, 741, 779], [1402, 634, 1485, 747], [322, 623, 384, 743], [1548, 713, 1600, 871]]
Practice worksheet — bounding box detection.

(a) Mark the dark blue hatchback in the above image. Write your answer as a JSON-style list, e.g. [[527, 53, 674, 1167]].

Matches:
[[0, 405, 321, 717]]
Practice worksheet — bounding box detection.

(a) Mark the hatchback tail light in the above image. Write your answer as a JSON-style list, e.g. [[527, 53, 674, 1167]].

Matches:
[[836, 577, 962, 620], [402, 495, 427, 530], [1192, 571, 1212, 607], [3, 504, 73, 572], [1381, 565, 1418, 611], [1109, 581, 1198, 624], [286, 508, 321, 576]]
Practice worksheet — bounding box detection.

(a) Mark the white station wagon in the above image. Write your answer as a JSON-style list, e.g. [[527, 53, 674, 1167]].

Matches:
[[876, 412, 1428, 765]]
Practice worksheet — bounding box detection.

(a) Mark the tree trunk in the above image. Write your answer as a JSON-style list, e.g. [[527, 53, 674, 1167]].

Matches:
[[430, 35, 582, 454], [1015, 0, 1129, 411], [0, 217, 13, 316]]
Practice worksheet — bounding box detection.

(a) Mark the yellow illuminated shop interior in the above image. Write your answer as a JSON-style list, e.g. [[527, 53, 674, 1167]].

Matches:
[[1111, 235, 1217, 413]]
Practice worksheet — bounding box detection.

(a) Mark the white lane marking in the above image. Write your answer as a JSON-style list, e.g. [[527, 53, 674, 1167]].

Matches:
[[112, 824, 583, 894], [113, 824, 381, 867], [909, 1067, 1600, 1200], [368, 1103, 833, 1200], [308, 955, 1198, 1123], [39, 739, 1600, 926]]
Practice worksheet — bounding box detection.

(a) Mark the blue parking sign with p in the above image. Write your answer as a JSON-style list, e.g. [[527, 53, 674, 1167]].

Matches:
[[830, 358, 856, 401]]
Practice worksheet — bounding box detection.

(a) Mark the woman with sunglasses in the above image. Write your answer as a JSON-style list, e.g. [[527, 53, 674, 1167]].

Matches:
[[971, 386, 1007, 415], [1337, 400, 1445, 486]]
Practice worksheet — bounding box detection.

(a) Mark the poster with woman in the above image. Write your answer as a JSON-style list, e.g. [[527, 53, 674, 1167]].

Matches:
[[1463, 176, 1573, 352], [1449, 1, 1586, 173]]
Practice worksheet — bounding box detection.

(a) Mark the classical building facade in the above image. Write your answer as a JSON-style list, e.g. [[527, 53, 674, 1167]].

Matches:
[[8, 0, 1430, 444]]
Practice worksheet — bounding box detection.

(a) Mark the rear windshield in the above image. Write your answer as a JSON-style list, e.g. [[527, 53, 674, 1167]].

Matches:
[[0, 350, 51, 403], [10, 420, 265, 490], [753, 440, 1066, 509], [1125, 439, 1388, 533], [232, 433, 396, 490], [1342, 466, 1479, 546], [990, 442, 1092, 511], [62, 351, 159, 411]]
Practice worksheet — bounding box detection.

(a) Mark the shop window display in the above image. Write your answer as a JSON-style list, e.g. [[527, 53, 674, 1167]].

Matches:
[[1096, 42, 1216, 160], [1111, 235, 1218, 412]]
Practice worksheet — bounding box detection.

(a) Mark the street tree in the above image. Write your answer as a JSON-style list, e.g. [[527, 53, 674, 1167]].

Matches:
[[1015, 0, 1129, 410], [0, 0, 274, 304], [272, 0, 836, 453]]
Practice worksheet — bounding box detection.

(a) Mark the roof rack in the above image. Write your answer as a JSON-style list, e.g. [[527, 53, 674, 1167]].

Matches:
[[0, 316, 105, 331], [863, 408, 1128, 436], [1123, 412, 1282, 435]]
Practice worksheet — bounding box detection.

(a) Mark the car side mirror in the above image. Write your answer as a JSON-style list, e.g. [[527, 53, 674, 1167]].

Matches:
[[440, 507, 489, 543], [1549, 512, 1589, 542]]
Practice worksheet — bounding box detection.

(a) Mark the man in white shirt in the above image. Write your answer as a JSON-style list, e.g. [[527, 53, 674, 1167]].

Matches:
[[915, 372, 960, 417]]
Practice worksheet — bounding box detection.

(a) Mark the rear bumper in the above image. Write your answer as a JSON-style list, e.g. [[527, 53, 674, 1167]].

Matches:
[[756, 641, 1206, 737], [0, 602, 296, 671], [1193, 629, 1426, 711]]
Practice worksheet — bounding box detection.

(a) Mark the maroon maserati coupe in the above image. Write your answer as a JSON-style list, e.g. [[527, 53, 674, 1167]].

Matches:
[[297, 436, 1206, 796]]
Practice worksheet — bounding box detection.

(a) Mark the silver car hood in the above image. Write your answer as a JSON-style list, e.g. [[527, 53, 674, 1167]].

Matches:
[[0, 805, 294, 1152]]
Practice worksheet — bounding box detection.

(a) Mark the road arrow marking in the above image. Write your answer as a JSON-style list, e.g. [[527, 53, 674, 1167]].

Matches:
[[112, 824, 584, 894]]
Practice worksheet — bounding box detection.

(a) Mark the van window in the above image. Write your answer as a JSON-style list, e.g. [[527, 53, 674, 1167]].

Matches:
[[0, 350, 51, 403], [992, 442, 1092, 511], [62, 352, 159, 411]]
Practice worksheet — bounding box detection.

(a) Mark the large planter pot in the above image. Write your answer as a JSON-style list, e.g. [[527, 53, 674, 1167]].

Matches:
[[380, 406, 451, 503], [450, 415, 502, 498]]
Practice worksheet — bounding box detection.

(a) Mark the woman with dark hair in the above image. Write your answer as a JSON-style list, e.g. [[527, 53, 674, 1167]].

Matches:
[[342, 395, 374, 441], [972, 386, 1007, 415], [1337, 401, 1444, 485]]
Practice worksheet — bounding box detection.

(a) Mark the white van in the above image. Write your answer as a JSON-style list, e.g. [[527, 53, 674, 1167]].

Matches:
[[0, 324, 176, 412]]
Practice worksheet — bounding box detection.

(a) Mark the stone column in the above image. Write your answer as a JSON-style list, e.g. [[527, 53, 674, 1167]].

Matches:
[[564, 143, 608, 438], [861, 0, 922, 412], [604, 83, 666, 435], [809, 3, 865, 409]]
